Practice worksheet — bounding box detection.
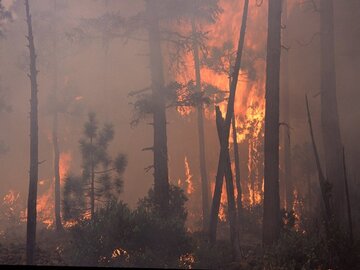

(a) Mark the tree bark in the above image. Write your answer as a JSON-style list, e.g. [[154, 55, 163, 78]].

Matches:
[[52, 0, 63, 232], [307, 172, 312, 214], [146, 0, 169, 214], [305, 95, 331, 223], [191, 18, 210, 231], [209, 0, 249, 249], [232, 116, 242, 224], [319, 0, 345, 226], [215, 107, 241, 260], [342, 147, 353, 245], [25, 0, 39, 264], [90, 136, 95, 219], [262, 0, 282, 246], [281, 0, 293, 211]]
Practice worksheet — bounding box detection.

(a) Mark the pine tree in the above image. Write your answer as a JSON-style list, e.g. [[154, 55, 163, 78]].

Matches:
[[63, 112, 127, 221]]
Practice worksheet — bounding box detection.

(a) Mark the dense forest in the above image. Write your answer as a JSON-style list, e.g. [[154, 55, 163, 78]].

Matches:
[[0, 0, 359, 269]]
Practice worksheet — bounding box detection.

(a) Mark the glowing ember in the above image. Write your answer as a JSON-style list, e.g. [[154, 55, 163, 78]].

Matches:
[[111, 247, 130, 262], [292, 189, 304, 232], [179, 253, 196, 269], [3, 190, 19, 207]]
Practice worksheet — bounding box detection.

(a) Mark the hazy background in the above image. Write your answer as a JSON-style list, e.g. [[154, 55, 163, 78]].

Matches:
[[0, 0, 359, 215]]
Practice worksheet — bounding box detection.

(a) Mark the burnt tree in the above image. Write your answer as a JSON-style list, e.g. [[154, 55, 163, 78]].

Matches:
[[305, 95, 332, 224], [25, 0, 39, 264], [262, 0, 282, 246], [191, 17, 211, 231], [319, 0, 345, 226], [209, 0, 249, 257], [281, 0, 293, 210], [51, 0, 63, 232], [146, 0, 169, 214]]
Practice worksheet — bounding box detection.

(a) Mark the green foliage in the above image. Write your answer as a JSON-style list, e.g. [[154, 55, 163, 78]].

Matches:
[[63, 185, 191, 268], [63, 112, 127, 220]]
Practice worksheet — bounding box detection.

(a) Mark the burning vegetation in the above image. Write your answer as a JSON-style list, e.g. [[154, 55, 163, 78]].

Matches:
[[0, 0, 359, 269]]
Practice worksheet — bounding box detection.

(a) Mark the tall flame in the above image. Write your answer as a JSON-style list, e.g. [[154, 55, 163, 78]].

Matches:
[[184, 156, 194, 195], [175, 1, 267, 213]]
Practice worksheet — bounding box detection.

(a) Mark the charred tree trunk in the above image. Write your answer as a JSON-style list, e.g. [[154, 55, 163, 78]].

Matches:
[[232, 116, 242, 222], [342, 147, 353, 245], [319, 0, 345, 226], [90, 137, 95, 219], [262, 0, 282, 246], [53, 113, 62, 230], [307, 172, 312, 214], [25, 0, 39, 264], [209, 0, 249, 249], [305, 95, 332, 223], [215, 107, 241, 260], [146, 0, 169, 214], [52, 0, 63, 232], [191, 18, 210, 231], [281, 0, 293, 211]]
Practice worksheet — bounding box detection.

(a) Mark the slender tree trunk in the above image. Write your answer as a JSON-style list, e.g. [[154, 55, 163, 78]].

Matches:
[[305, 95, 331, 223], [52, 0, 63, 232], [215, 107, 241, 260], [319, 0, 345, 226], [209, 0, 249, 249], [25, 0, 39, 264], [307, 172, 312, 214], [146, 0, 169, 214], [262, 0, 282, 246], [53, 112, 62, 230], [232, 116, 242, 222], [281, 0, 293, 211], [342, 148, 353, 245], [191, 18, 210, 231], [90, 137, 95, 219]]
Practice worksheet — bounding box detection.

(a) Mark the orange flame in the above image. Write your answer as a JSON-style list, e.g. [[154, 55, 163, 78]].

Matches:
[[184, 156, 194, 195]]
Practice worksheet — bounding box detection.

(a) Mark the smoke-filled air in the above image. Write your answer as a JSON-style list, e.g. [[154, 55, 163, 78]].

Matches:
[[0, 0, 359, 268]]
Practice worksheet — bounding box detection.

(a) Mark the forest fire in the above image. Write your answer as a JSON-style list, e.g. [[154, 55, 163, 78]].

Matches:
[[12, 152, 73, 229], [175, 0, 266, 214], [0, 0, 358, 268]]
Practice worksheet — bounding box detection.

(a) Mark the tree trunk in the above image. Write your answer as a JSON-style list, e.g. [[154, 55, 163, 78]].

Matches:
[[307, 172, 312, 214], [342, 148, 353, 245], [191, 18, 210, 231], [232, 116, 242, 223], [281, 0, 293, 211], [146, 0, 169, 214], [52, 0, 63, 232], [90, 136, 95, 219], [305, 95, 332, 223], [262, 0, 282, 246], [25, 0, 39, 264], [215, 107, 241, 260], [319, 0, 345, 226], [209, 0, 249, 248]]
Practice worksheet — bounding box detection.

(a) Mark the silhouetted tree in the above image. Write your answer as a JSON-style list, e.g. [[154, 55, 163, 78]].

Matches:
[[25, 0, 39, 264], [209, 0, 249, 260], [319, 0, 345, 227], [280, 0, 293, 211], [262, 0, 282, 246], [63, 113, 127, 221]]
